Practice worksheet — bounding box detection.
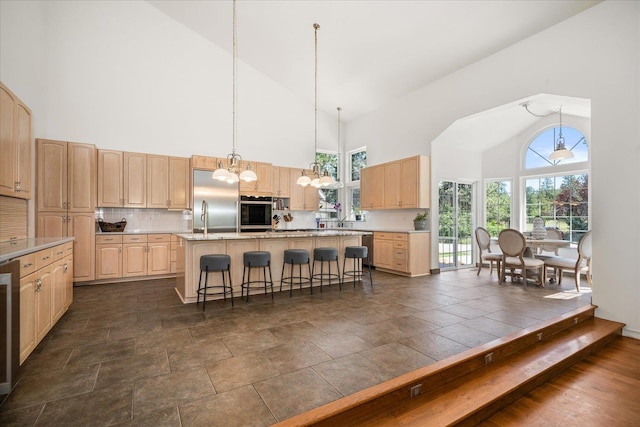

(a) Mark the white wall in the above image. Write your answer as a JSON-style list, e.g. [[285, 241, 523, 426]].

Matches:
[[346, 1, 640, 337]]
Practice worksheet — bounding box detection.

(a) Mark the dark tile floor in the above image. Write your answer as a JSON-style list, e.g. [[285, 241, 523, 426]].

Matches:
[[0, 268, 592, 426]]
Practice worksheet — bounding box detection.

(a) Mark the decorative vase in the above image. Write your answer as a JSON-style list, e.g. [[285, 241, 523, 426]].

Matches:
[[531, 216, 547, 240], [414, 220, 427, 231]]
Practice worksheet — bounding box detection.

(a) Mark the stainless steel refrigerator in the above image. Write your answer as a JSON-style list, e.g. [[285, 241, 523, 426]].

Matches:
[[192, 169, 239, 233]]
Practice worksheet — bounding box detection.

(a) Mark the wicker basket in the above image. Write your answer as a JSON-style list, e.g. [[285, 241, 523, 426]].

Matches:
[[98, 218, 127, 232]]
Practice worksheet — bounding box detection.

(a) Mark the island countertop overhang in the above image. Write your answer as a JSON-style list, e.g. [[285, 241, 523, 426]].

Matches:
[[175, 230, 371, 241]]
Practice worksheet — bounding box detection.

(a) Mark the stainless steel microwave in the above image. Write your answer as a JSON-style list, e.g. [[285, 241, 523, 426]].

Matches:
[[239, 196, 272, 231]]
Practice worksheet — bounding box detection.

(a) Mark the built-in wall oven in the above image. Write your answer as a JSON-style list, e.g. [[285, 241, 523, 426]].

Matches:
[[239, 196, 273, 232]]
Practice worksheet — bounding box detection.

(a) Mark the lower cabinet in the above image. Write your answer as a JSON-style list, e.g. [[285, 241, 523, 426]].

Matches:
[[95, 233, 172, 281], [18, 241, 74, 364], [373, 231, 430, 277]]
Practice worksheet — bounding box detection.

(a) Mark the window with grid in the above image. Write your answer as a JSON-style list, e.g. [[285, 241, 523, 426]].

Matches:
[[484, 180, 511, 236], [346, 148, 366, 217]]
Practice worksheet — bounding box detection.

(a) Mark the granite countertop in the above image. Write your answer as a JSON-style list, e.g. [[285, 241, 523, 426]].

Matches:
[[0, 237, 75, 264], [176, 229, 371, 241], [95, 230, 189, 235]]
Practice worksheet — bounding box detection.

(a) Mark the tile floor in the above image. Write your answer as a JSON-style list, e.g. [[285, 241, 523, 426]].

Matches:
[[0, 268, 592, 426]]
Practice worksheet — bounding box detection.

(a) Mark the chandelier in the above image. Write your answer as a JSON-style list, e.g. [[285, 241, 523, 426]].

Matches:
[[297, 23, 336, 188], [213, 0, 257, 184], [522, 102, 575, 162]]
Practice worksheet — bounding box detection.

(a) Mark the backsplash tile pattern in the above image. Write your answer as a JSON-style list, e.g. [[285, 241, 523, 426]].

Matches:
[[95, 208, 191, 233]]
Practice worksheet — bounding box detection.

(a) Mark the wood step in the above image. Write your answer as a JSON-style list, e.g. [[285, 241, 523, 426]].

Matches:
[[275, 305, 624, 426]]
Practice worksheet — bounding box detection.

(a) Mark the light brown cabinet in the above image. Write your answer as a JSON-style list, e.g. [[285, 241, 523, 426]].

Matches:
[[361, 155, 430, 210], [239, 161, 273, 195], [289, 168, 319, 211], [147, 155, 169, 208], [147, 234, 171, 275], [0, 82, 32, 199], [95, 234, 123, 280], [272, 166, 291, 198], [124, 152, 146, 208], [373, 231, 430, 277], [169, 157, 190, 209], [18, 241, 73, 364], [97, 149, 124, 207], [96, 233, 172, 280]]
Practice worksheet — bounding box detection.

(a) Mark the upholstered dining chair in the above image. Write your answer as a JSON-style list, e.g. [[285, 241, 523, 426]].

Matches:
[[536, 228, 564, 282], [498, 229, 545, 289], [543, 230, 592, 292], [475, 227, 502, 276]]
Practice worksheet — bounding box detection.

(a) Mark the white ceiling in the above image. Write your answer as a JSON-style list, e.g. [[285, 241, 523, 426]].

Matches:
[[147, 0, 599, 124]]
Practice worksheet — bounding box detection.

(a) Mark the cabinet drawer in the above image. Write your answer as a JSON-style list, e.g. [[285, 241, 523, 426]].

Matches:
[[36, 248, 53, 270], [393, 248, 407, 260], [123, 234, 147, 243], [393, 233, 408, 242], [392, 260, 408, 272], [374, 232, 393, 240], [53, 244, 67, 261], [393, 241, 408, 249], [19, 253, 37, 277], [148, 234, 171, 243], [96, 234, 123, 244], [62, 242, 73, 257]]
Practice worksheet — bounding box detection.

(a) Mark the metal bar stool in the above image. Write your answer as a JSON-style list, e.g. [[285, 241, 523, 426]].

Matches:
[[342, 246, 373, 289], [197, 254, 233, 311], [241, 251, 274, 302], [311, 247, 341, 293], [280, 249, 311, 297]]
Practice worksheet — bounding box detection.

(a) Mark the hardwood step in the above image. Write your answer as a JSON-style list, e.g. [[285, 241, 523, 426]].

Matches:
[[274, 305, 624, 427]]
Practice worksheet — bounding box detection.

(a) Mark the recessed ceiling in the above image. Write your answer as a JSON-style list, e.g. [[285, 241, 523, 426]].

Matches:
[[146, 0, 600, 123]]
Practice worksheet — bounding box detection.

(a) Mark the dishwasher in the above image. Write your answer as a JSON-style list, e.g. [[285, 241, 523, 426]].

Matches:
[[362, 234, 374, 267]]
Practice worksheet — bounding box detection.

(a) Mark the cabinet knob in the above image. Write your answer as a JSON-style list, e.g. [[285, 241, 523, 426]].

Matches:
[[36, 278, 42, 291], [14, 181, 21, 191]]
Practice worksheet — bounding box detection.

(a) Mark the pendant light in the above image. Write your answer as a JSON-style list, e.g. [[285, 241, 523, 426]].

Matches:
[[213, 0, 257, 184], [297, 23, 335, 188], [548, 107, 574, 161]]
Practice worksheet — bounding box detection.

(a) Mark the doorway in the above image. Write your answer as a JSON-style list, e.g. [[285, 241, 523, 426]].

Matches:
[[438, 180, 474, 269]]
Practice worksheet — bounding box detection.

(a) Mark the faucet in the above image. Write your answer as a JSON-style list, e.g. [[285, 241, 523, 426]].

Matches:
[[201, 200, 208, 238]]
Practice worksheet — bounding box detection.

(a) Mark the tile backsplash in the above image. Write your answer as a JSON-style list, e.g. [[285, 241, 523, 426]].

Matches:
[[95, 208, 191, 233]]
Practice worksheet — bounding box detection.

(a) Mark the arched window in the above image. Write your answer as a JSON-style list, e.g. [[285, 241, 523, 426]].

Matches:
[[525, 126, 588, 169]]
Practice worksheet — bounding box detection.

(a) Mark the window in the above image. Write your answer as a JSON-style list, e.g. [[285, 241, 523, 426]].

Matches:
[[485, 180, 511, 236], [348, 148, 366, 183], [316, 151, 339, 214], [524, 174, 588, 242], [526, 126, 588, 169], [346, 147, 366, 218]]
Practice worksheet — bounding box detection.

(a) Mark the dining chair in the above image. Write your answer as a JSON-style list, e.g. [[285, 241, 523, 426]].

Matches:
[[498, 229, 545, 289], [475, 227, 502, 276], [536, 228, 564, 282], [543, 230, 592, 292]]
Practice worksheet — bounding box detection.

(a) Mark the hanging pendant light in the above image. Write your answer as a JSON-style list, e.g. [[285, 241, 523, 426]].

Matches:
[[548, 107, 574, 161], [297, 23, 335, 188], [213, 0, 257, 183]]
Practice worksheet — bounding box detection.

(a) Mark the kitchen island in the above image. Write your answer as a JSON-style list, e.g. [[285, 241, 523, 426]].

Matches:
[[174, 230, 370, 303]]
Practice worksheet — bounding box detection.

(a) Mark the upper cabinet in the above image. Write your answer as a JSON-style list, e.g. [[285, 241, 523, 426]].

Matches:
[[361, 155, 430, 210], [0, 82, 32, 199], [98, 151, 189, 209], [289, 168, 319, 211], [272, 166, 291, 198], [37, 139, 96, 212], [239, 161, 273, 196]]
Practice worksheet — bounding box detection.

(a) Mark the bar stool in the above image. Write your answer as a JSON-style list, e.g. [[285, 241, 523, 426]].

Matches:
[[241, 251, 274, 302], [197, 254, 233, 311], [280, 249, 311, 297], [342, 246, 373, 289], [311, 247, 341, 293]]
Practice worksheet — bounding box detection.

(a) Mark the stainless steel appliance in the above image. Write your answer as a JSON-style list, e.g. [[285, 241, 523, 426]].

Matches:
[[1, 259, 19, 397], [239, 196, 273, 232], [192, 169, 239, 233]]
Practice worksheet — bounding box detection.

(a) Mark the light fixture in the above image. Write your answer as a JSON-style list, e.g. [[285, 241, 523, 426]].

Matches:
[[522, 102, 574, 162], [213, 0, 257, 184], [548, 107, 574, 161], [297, 23, 335, 188]]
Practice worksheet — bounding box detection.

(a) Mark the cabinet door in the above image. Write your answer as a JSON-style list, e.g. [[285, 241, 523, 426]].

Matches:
[[373, 238, 393, 269], [67, 142, 96, 212], [68, 213, 95, 282], [273, 166, 291, 198], [256, 162, 273, 194], [37, 213, 68, 238], [289, 168, 306, 211], [147, 154, 169, 208], [96, 244, 122, 279], [64, 256, 74, 308], [0, 84, 17, 196], [19, 272, 37, 364], [124, 152, 146, 208], [123, 243, 148, 277], [37, 139, 67, 212], [35, 269, 52, 342], [15, 100, 32, 199], [169, 156, 190, 209], [147, 234, 171, 275], [304, 183, 319, 211], [97, 149, 123, 207], [51, 260, 66, 323], [361, 165, 385, 210], [399, 156, 419, 208], [384, 161, 401, 209]]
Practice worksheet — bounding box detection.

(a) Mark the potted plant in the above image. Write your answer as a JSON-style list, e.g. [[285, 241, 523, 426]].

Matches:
[[413, 210, 429, 230]]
